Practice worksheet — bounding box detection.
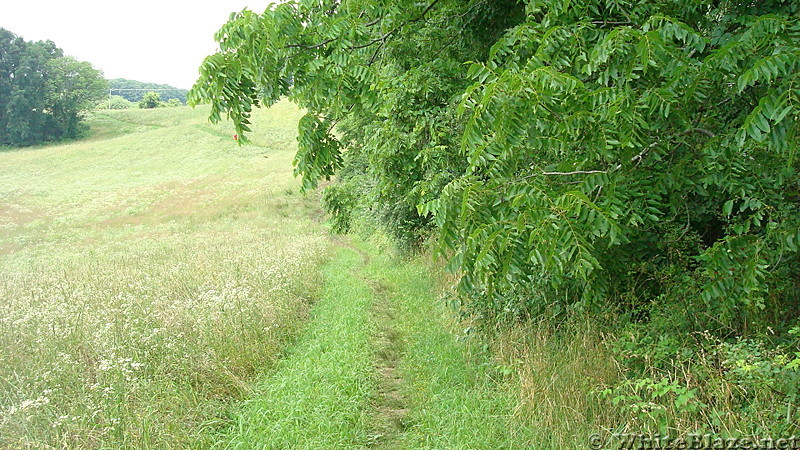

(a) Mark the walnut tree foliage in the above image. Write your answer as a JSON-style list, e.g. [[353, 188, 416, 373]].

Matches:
[[191, 0, 800, 333]]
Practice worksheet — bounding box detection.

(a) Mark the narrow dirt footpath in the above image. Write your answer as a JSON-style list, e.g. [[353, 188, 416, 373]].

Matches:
[[334, 236, 411, 448], [366, 278, 410, 448], [361, 243, 539, 448]]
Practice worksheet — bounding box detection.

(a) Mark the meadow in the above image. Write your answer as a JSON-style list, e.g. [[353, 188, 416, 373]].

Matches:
[[0, 102, 332, 447], [4, 100, 764, 450]]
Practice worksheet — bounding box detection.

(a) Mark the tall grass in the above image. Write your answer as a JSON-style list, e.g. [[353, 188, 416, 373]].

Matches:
[[485, 305, 797, 447], [489, 320, 624, 448], [0, 103, 331, 447]]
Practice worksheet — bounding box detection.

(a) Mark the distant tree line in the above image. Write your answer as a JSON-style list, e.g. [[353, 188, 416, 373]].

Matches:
[[108, 79, 188, 104], [0, 28, 107, 147], [102, 92, 184, 110]]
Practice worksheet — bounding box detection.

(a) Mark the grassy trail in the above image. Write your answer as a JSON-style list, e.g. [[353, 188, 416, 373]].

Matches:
[[219, 247, 376, 448], [220, 239, 537, 448]]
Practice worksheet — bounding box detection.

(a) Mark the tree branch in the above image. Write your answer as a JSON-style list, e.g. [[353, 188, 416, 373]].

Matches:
[[541, 169, 608, 176], [284, 0, 442, 52], [365, 17, 382, 27], [427, 0, 489, 24], [367, 39, 387, 66], [349, 0, 442, 50], [684, 127, 716, 138], [284, 38, 338, 50], [536, 139, 662, 178]]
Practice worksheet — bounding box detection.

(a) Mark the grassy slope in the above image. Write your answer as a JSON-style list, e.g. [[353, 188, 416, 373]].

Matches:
[[0, 104, 332, 448]]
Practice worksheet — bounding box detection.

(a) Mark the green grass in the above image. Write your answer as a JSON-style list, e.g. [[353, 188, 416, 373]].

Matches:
[[361, 240, 541, 449], [220, 248, 376, 448], [214, 234, 546, 448], [0, 103, 333, 448]]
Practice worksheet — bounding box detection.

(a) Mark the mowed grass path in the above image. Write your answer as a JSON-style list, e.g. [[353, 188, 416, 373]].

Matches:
[[0, 103, 332, 447], [221, 248, 376, 448], [218, 238, 539, 448]]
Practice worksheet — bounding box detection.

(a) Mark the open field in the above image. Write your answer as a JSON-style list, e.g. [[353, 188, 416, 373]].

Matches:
[[0, 103, 332, 447]]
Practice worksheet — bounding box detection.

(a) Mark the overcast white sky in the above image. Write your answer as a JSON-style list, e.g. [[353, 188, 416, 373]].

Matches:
[[0, 1, 275, 89]]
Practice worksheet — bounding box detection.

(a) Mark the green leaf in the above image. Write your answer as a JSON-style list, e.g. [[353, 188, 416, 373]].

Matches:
[[723, 200, 734, 217]]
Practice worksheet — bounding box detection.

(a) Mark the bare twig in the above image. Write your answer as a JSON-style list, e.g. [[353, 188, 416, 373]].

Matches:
[[532, 138, 661, 179], [629, 140, 661, 165], [591, 20, 634, 26]]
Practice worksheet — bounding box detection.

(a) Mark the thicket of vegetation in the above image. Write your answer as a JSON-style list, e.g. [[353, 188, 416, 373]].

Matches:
[[137, 91, 182, 109], [0, 28, 107, 147], [109, 78, 187, 104], [191, 0, 800, 437], [99, 92, 184, 110]]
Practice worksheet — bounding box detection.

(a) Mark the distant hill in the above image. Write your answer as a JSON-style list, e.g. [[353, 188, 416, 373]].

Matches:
[[109, 79, 188, 104]]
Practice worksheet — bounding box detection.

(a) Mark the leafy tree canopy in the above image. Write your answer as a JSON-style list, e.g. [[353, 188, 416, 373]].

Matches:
[[139, 91, 164, 109], [191, 0, 800, 335], [46, 56, 108, 138], [0, 28, 107, 146]]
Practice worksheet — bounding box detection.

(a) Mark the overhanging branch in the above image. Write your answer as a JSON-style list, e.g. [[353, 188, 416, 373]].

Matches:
[[283, 0, 442, 51]]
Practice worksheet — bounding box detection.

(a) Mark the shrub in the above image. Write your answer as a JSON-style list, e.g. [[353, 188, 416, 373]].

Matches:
[[138, 91, 163, 109], [102, 95, 132, 110]]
